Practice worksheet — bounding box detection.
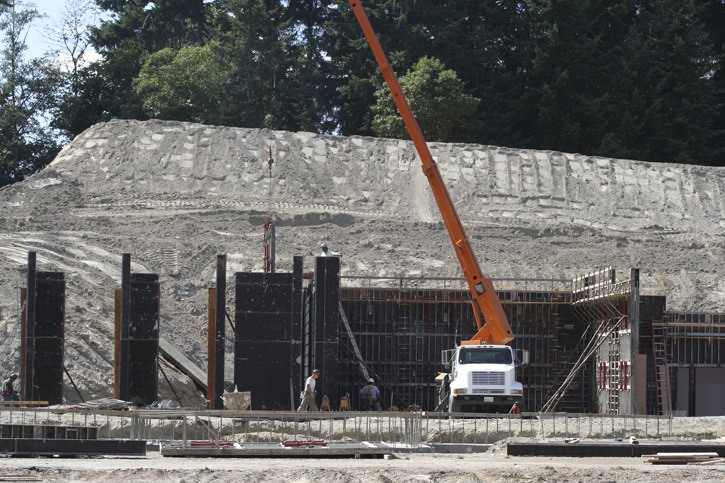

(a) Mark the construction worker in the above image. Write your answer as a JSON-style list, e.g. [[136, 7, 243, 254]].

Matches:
[[320, 243, 342, 257], [1, 374, 19, 401], [297, 369, 320, 411], [359, 378, 382, 411]]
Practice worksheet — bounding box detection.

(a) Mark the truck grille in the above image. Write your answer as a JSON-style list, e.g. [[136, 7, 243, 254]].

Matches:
[[472, 371, 505, 386]]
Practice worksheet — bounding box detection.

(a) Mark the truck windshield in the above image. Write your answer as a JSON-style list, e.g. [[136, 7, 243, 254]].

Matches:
[[459, 347, 512, 364]]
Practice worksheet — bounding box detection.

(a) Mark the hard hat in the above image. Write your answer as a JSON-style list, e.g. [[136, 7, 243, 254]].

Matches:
[[313, 368, 320, 374], [320, 243, 328, 249], [10, 373, 17, 379], [368, 378, 374, 383]]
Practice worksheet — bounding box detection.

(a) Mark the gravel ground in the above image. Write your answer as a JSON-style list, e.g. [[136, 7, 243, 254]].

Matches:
[[1, 118, 723, 404], [1, 451, 724, 482]]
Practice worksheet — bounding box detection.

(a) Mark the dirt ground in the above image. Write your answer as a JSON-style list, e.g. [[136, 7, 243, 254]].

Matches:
[[1, 451, 724, 482], [0, 413, 724, 482], [1, 118, 723, 403]]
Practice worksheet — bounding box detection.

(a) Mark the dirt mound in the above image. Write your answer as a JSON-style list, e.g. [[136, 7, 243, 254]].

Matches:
[[0, 119, 723, 401]]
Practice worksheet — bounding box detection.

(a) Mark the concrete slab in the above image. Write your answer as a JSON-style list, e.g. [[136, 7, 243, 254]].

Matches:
[[161, 442, 397, 458], [507, 439, 725, 457], [428, 443, 492, 454], [0, 439, 147, 457]]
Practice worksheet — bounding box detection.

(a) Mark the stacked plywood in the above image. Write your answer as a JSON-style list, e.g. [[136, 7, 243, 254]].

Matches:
[[644, 452, 724, 465]]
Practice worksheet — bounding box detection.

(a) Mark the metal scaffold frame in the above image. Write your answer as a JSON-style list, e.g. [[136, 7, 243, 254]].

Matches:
[[336, 275, 577, 412]]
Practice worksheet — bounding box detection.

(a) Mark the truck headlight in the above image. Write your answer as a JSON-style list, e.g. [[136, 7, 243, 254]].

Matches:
[[453, 388, 467, 395], [511, 389, 523, 395]]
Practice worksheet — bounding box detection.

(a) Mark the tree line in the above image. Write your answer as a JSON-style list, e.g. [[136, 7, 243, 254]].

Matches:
[[1, 0, 723, 188]]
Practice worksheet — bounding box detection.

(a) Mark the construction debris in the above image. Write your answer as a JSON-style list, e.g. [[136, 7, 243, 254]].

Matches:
[[281, 440, 327, 447], [49, 398, 132, 410], [644, 452, 721, 465]]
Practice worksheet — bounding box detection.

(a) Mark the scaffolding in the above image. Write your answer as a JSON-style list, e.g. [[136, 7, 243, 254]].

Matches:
[[664, 312, 725, 367], [337, 276, 576, 412], [331, 269, 725, 415]]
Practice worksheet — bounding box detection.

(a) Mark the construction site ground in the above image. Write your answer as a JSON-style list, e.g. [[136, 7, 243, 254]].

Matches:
[[1, 447, 725, 482], [1, 119, 724, 405], [0, 411, 724, 481]]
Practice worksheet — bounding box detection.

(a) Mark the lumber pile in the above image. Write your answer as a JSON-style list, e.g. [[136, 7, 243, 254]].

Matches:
[[644, 452, 724, 465]]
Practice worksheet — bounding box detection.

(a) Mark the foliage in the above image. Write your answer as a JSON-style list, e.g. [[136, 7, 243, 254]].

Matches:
[[134, 43, 230, 124], [371, 56, 480, 142], [0, 1, 62, 187], [3, 0, 725, 188]]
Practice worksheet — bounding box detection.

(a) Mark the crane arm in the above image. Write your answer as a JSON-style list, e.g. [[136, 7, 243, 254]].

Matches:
[[348, 0, 514, 345]]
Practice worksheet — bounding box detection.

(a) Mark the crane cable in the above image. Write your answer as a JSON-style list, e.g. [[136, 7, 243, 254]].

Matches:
[[267, 143, 274, 211], [263, 143, 274, 272]]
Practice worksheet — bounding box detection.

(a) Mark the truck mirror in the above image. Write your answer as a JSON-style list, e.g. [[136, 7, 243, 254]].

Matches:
[[441, 349, 455, 368], [515, 349, 530, 367]]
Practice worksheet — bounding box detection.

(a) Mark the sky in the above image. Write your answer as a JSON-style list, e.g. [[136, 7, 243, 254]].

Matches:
[[26, 0, 67, 59], [24, 0, 102, 62]]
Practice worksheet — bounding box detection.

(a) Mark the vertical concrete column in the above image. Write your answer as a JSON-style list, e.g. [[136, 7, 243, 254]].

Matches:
[[22, 252, 36, 401], [207, 255, 226, 409], [21, 252, 66, 404], [314, 256, 340, 410], [629, 268, 643, 413], [116, 254, 131, 400], [115, 254, 159, 405], [291, 256, 303, 407]]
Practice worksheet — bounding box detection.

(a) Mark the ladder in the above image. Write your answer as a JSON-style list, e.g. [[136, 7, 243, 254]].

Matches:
[[652, 322, 672, 414], [607, 331, 621, 414]]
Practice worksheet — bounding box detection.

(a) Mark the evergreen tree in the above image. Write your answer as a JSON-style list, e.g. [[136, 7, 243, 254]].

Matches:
[[284, 0, 339, 132], [0, 1, 62, 187], [210, 0, 290, 129], [596, 1, 721, 164], [371, 56, 480, 142], [64, 0, 210, 129], [324, 0, 426, 135], [134, 43, 231, 124]]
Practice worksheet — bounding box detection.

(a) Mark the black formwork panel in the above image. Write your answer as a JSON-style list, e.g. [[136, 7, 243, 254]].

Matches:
[[128, 340, 158, 405], [235, 271, 300, 410], [639, 295, 667, 413], [314, 257, 340, 410], [29, 272, 65, 404], [126, 273, 159, 405]]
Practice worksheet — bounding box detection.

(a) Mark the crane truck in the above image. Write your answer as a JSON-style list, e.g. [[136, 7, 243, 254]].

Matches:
[[348, 0, 528, 413]]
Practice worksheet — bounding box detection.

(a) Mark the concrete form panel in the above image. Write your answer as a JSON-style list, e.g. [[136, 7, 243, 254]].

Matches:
[[23, 262, 65, 405], [128, 340, 159, 405], [33, 272, 65, 404], [676, 367, 689, 415], [235, 271, 298, 410], [314, 257, 340, 410], [632, 353, 647, 414], [116, 255, 160, 404], [213, 255, 226, 409], [695, 367, 725, 416]]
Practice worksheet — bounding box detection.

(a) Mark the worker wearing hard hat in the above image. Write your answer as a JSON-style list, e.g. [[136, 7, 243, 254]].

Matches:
[[320, 243, 342, 257], [359, 377, 382, 411]]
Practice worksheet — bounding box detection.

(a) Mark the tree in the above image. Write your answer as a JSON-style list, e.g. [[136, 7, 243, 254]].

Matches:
[[0, 0, 62, 187], [134, 43, 230, 124], [211, 0, 291, 129], [284, 0, 337, 133], [588, 0, 721, 164], [323, 0, 428, 136], [371, 56, 480, 143]]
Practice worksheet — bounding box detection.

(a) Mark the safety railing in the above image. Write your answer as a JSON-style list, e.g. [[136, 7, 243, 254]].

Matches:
[[0, 408, 712, 447]]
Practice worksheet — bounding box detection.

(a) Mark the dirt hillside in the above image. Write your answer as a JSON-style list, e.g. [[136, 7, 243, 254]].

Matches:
[[0, 119, 723, 403]]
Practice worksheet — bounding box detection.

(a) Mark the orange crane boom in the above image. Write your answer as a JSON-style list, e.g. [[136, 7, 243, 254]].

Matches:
[[348, 0, 514, 345]]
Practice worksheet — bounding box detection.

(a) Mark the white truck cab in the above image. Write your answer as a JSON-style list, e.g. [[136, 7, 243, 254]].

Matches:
[[440, 344, 527, 413]]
